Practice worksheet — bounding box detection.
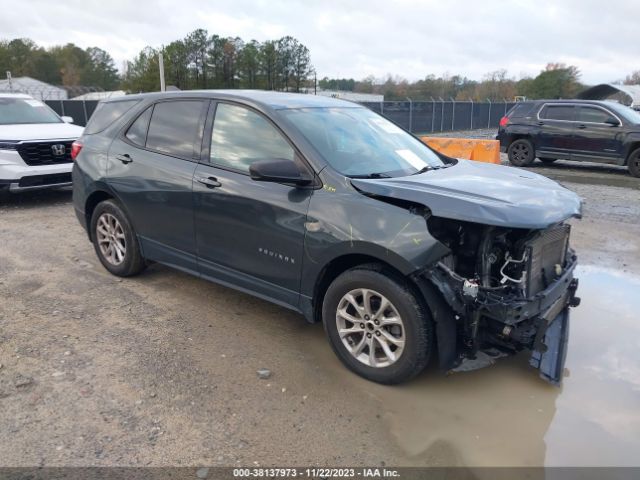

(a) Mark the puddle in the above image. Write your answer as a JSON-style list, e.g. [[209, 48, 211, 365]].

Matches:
[[308, 265, 640, 466]]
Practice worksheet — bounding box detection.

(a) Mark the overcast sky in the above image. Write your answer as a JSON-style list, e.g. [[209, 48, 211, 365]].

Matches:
[[1, 0, 637, 85]]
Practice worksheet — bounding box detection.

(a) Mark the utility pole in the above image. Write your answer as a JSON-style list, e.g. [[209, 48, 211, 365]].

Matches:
[[158, 53, 166, 92], [6, 71, 12, 91]]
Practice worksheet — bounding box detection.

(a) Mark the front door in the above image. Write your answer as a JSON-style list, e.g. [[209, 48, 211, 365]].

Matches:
[[535, 104, 576, 159], [107, 99, 208, 271], [193, 102, 313, 308], [572, 105, 624, 162]]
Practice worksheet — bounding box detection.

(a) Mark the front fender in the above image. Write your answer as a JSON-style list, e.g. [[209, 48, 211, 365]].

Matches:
[[300, 178, 449, 297]]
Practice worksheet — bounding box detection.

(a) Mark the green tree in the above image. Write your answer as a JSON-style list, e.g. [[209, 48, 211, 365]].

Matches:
[[122, 47, 160, 92], [524, 63, 582, 99], [84, 47, 119, 90]]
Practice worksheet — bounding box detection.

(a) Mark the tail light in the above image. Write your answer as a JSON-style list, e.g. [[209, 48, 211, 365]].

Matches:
[[71, 141, 83, 160], [499, 116, 509, 128]]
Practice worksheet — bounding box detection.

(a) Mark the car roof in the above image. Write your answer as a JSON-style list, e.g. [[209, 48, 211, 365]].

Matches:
[[0, 92, 34, 99], [517, 99, 620, 107], [105, 90, 361, 110]]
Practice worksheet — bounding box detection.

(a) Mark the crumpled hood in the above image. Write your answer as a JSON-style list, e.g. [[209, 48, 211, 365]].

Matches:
[[351, 160, 582, 229], [0, 122, 84, 141]]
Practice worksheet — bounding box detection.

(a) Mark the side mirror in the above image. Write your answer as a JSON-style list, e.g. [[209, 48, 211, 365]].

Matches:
[[61, 116, 74, 124], [604, 117, 620, 127], [249, 158, 312, 186]]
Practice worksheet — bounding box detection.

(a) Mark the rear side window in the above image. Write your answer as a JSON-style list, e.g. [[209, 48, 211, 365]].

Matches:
[[146, 100, 206, 159], [577, 106, 616, 124], [84, 100, 139, 134], [540, 105, 576, 121], [507, 102, 535, 118], [125, 106, 152, 146]]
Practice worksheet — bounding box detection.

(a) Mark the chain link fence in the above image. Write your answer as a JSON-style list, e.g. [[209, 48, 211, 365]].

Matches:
[[39, 98, 517, 131], [360, 100, 517, 134]]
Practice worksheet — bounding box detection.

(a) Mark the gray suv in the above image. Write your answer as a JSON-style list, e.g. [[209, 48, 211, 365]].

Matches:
[[72, 91, 581, 385]]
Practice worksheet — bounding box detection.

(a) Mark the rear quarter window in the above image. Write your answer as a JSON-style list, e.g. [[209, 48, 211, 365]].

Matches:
[[84, 99, 140, 135], [507, 102, 535, 118]]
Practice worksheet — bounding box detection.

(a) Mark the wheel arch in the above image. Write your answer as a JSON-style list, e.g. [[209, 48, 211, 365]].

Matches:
[[310, 253, 418, 325], [623, 141, 640, 166], [309, 253, 458, 372], [84, 189, 115, 241], [506, 133, 534, 149]]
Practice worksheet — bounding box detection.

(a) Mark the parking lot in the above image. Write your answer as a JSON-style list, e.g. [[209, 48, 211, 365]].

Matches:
[[1, 161, 639, 468]]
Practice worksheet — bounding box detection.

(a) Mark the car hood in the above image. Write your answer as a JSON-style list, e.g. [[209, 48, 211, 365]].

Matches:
[[351, 160, 582, 229], [0, 122, 84, 141]]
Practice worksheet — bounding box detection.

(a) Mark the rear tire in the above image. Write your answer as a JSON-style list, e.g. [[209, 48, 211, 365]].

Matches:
[[628, 148, 640, 178], [539, 157, 557, 164], [322, 265, 433, 384], [90, 199, 146, 277], [508, 139, 535, 166]]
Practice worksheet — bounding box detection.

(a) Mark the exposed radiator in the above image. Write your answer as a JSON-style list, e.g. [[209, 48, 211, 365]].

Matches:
[[525, 224, 570, 297]]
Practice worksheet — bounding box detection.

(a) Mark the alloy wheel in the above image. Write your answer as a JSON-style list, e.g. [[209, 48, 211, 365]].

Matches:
[[512, 143, 529, 163], [96, 213, 126, 266], [336, 288, 405, 368]]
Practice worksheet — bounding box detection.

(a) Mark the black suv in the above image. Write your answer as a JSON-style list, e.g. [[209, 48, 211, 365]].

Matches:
[[72, 91, 581, 385], [497, 99, 640, 177]]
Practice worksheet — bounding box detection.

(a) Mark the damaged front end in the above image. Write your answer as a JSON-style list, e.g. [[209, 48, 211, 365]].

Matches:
[[419, 217, 580, 385]]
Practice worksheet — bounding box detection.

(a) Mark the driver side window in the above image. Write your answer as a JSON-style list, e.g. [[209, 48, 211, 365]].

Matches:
[[210, 103, 294, 173]]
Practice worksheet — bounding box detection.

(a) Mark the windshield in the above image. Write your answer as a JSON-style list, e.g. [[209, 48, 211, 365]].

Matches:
[[280, 107, 445, 177], [607, 102, 640, 124], [0, 97, 62, 125]]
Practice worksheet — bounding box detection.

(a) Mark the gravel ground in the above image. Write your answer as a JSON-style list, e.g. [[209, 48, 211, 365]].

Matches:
[[0, 173, 639, 468]]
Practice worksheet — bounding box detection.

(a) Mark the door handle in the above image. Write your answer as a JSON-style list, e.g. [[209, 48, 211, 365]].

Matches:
[[115, 154, 133, 164], [577, 124, 586, 129], [195, 176, 222, 188]]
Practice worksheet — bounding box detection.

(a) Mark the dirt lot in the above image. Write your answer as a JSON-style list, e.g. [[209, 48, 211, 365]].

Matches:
[[1, 168, 640, 468]]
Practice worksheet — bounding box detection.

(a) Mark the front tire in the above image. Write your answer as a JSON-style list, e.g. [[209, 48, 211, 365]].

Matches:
[[322, 266, 433, 384], [628, 148, 640, 178], [508, 138, 535, 166], [90, 200, 146, 277]]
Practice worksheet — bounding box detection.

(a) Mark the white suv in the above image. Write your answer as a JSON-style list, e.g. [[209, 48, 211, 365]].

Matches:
[[0, 93, 84, 192]]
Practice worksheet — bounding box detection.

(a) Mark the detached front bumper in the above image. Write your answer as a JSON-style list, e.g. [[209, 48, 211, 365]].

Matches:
[[422, 256, 580, 385]]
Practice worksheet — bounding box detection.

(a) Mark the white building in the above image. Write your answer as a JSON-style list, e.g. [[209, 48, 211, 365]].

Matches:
[[0, 76, 68, 100]]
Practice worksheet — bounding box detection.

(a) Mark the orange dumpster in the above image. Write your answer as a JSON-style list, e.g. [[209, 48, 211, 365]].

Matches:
[[420, 137, 500, 164]]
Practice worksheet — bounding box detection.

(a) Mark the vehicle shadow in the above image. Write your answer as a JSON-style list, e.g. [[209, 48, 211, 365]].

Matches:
[[0, 187, 72, 209]]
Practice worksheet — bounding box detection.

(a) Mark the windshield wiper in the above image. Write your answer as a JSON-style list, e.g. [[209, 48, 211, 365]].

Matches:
[[411, 166, 433, 175], [411, 164, 450, 175], [349, 172, 392, 179]]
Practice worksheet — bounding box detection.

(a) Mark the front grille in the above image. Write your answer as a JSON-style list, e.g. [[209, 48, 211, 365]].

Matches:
[[525, 225, 570, 297], [16, 141, 73, 166], [18, 173, 72, 188]]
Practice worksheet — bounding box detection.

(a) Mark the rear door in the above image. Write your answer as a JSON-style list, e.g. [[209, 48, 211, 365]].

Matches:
[[107, 99, 208, 271], [572, 105, 624, 161], [193, 101, 313, 308], [535, 104, 576, 159]]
